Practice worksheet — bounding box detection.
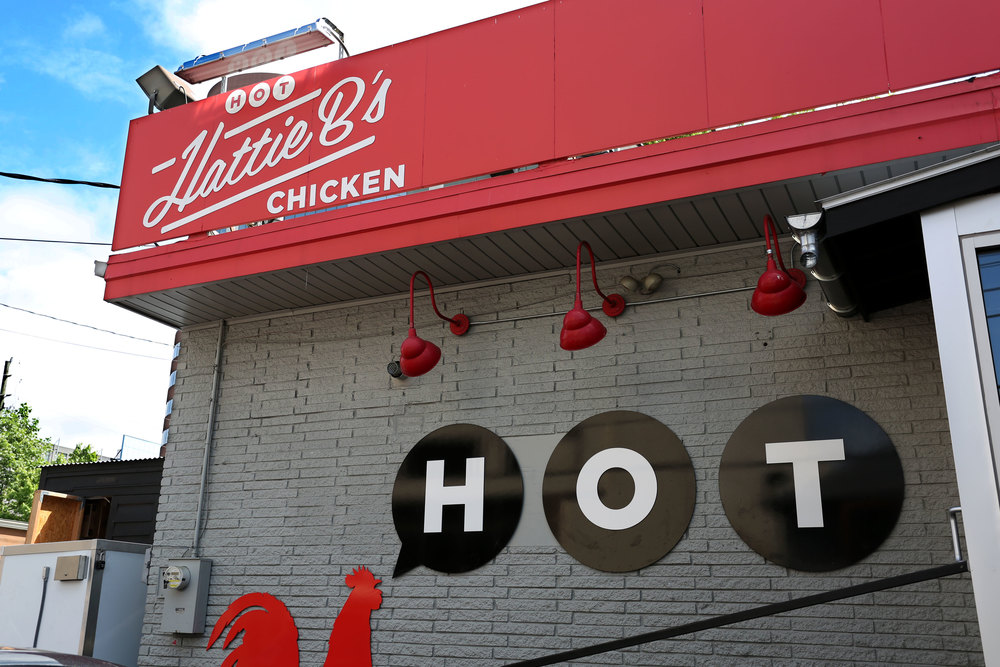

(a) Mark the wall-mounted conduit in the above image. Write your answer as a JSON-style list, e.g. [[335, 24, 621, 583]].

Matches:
[[192, 320, 227, 558], [465, 286, 756, 328]]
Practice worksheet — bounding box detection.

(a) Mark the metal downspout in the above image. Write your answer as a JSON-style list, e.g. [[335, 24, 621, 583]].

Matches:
[[193, 320, 226, 557], [788, 213, 859, 318], [809, 243, 859, 318]]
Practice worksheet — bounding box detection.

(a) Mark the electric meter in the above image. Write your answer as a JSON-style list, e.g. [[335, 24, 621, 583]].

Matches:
[[163, 564, 190, 590], [161, 559, 212, 633]]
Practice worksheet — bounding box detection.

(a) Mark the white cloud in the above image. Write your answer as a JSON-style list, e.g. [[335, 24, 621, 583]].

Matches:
[[63, 12, 108, 41], [6, 9, 134, 107], [28, 47, 135, 105], [133, 0, 544, 71], [0, 184, 175, 456], [65, 145, 121, 183]]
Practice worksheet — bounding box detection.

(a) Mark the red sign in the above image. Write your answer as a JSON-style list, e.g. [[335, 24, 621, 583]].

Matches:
[[113, 0, 1000, 252], [114, 50, 426, 250]]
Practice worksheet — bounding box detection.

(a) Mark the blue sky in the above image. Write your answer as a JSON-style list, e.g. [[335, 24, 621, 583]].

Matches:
[[0, 0, 540, 456]]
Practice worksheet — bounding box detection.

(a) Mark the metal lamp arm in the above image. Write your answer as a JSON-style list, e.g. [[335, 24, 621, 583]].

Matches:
[[576, 242, 626, 317], [408, 270, 470, 335]]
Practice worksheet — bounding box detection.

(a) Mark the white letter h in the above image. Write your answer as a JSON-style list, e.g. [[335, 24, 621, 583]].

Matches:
[[423, 458, 485, 533]]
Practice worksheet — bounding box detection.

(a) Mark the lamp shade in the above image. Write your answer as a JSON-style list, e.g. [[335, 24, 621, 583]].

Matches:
[[787, 266, 807, 288], [751, 215, 807, 316], [751, 256, 806, 316], [399, 327, 442, 377], [560, 299, 608, 350]]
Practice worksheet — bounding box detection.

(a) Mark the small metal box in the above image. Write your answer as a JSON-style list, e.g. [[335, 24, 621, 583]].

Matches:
[[160, 558, 212, 634], [54, 555, 88, 581]]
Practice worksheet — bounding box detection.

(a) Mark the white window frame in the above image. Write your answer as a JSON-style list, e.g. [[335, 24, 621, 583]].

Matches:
[[922, 191, 1000, 665], [962, 235, 1000, 488]]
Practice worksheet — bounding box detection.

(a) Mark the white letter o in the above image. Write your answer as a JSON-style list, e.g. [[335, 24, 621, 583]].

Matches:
[[576, 447, 657, 531], [249, 82, 270, 108]]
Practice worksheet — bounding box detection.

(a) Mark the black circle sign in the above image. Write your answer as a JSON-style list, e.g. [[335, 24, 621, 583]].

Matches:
[[542, 411, 695, 572], [392, 424, 523, 576], [719, 395, 904, 571]]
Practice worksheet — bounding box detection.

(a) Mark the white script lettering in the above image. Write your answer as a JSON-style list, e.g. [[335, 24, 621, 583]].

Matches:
[[144, 71, 394, 235]]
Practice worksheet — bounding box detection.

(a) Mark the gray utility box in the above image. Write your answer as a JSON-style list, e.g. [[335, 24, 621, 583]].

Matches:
[[54, 554, 89, 581], [0, 539, 147, 667], [160, 557, 212, 634]]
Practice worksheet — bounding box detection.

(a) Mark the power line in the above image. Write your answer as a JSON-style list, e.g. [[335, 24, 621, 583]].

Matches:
[[0, 171, 118, 244], [0, 171, 119, 189], [0, 236, 111, 246], [0, 302, 172, 346], [0, 326, 171, 360]]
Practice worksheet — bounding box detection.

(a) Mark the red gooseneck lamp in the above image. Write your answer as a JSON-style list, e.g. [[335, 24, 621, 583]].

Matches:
[[560, 241, 627, 351], [751, 215, 807, 316], [400, 270, 470, 377]]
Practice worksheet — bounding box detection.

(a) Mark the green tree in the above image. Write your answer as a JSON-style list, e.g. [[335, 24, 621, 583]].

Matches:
[[55, 443, 100, 465], [0, 403, 54, 521]]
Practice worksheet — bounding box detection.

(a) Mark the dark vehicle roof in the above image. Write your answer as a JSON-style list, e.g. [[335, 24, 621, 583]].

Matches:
[[0, 649, 125, 667]]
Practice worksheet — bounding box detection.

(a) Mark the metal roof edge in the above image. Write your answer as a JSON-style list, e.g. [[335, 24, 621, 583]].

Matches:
[[41, 457, 164, 468], [820, 143, 1000, 210]]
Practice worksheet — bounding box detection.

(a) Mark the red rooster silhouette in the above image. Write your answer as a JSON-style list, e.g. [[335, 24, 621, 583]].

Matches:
[[207, 566, 383, 667]]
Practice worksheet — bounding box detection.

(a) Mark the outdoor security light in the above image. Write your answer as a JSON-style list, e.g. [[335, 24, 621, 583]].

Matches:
[[174, 18, 347, 84], [619, 264, 680, 295], [136, 65, 199, 114], [638, 264, 680, 295], [619, 275, 641, 292]]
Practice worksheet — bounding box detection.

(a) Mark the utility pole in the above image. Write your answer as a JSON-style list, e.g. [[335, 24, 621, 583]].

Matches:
[[0, 358, 11, 411]]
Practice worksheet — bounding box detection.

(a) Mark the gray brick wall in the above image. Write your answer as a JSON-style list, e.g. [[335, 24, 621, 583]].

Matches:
[[139, 244, 982, 666]]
